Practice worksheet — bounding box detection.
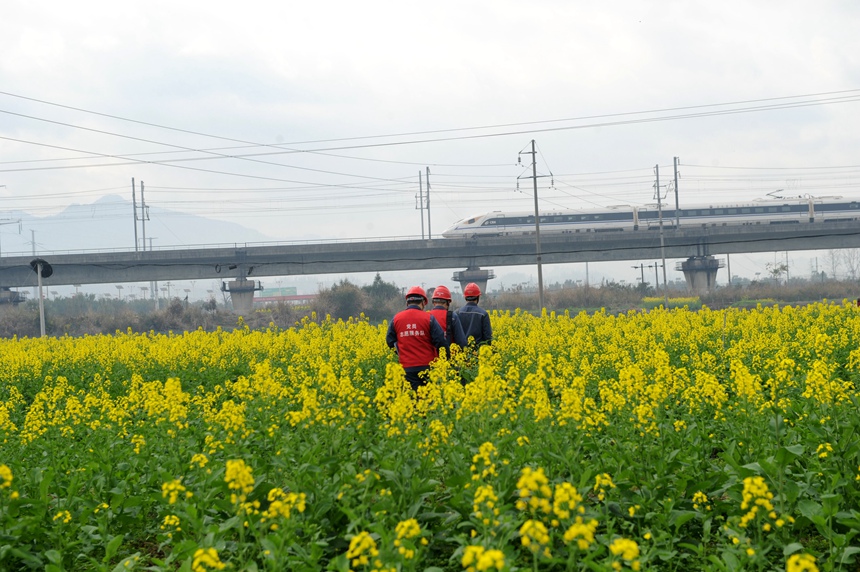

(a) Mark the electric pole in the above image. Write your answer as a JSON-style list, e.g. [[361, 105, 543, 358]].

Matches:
[[426, 167, 432, 239], [673, 157, 680, 228], [132, 178, 139, 251], [140, 181, 148, 251], [632, 263, 646, 287], [518, 140, 547, 313], [416, 171, 425, 239], [655, 165, 669, 307]]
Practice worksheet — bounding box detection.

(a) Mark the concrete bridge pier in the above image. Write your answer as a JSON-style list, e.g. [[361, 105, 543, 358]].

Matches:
[[221, 278, 263, 314], [451, 267, 496, 299], [676, 256, 725, 294]]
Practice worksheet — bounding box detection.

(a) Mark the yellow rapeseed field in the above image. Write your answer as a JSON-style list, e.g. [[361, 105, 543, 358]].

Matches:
[[1, 303, 860, 571]]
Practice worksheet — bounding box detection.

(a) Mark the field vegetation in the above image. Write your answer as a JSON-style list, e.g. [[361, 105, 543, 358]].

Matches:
[[1, 297, 860, 570]]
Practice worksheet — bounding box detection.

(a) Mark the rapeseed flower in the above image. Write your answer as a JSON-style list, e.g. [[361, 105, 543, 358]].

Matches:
[[192, 547, 226, 572], [461, 545, 504, 571]]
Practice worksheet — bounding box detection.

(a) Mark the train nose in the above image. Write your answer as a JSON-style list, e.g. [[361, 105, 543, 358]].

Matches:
[[441, 224, 460, 238]]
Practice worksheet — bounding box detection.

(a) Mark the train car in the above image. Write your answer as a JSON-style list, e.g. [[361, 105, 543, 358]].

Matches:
[[441, 196, 860, 238]]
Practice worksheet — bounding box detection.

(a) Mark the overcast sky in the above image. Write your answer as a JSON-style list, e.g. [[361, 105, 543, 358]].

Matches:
[[2, 1, 860, 291]]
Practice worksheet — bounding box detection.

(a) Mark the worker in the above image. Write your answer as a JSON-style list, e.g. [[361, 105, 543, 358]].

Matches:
[[428, 285, 467, 349], [386, 286, 448, 390], [455, 282, 493, 346]]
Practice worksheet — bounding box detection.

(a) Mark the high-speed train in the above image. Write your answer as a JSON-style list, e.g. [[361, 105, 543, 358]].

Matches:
[[441, 196, 860, 238]]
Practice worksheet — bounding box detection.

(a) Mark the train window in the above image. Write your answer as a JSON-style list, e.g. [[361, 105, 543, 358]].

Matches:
[[467, 218, 476, 224], [481, 219, 498, 226], [727, 209, 737, 214], [781, 207, 790, 212], [741, 208, 751, 214], [768, 207, 777, 212], [755, 208, 764, 213], [593, 214, 603, 220], [713, 209, 724, 215]]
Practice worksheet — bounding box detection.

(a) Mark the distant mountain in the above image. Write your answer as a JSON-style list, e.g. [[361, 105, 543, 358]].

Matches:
[[1, 195, 274, 255]]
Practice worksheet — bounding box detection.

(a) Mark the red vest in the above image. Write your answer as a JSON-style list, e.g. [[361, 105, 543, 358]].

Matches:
[[392, 307, 438, 368], [430, 307, 449, 342]]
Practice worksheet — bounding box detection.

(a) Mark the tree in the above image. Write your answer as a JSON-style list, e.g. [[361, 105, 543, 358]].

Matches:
[[766, 262, 788, 284], [840, 249, 860, 281], [361, 273, 402, 322], [828, 249, 841, 280], [315, 279, 370, 321]]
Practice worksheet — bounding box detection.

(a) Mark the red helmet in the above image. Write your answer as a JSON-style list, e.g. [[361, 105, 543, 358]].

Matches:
[[432, 285, 452, 301], [463, 282, 481, 297], [405, 285, 427, 303]]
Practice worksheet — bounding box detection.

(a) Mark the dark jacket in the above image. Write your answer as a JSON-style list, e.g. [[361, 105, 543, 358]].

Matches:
[[429, 305, 468, 348], [455, 301, 493, 346]]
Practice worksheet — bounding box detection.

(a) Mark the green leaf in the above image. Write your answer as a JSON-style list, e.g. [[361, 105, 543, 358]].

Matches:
[[783, 543, 804, 556], [776, 445, 804, 465], [721, 550, 740, 571], [105, 534, 124, 561], [111, 553, 141, 572], [822, 493, 843, 518], [670, 510, 698, 529], [38, 468, 55, 504], [219, 516, 242, 532], [45, 550, 62, 565], [798, 500, 823, 520], [841, 546, 860, 564]]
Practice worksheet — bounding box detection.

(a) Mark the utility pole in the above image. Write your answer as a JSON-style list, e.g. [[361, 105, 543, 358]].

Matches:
[[648, 261, 663, 290], [518, 140, 547, 312], [417, 171, 425, 239], [132, 177, 139, 251], [30, 229, 37, 300], [632, 263, 646, 286], [655, 165, 669, 307], [426, 167, 432, 239], [140, 181, 148, 251], [673, 157, 680, 228]]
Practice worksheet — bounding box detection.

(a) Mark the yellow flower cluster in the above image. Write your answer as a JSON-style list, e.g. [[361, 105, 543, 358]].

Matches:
[[192, 547, 225, 572], [161, 479, 190, 505], [346, 531, 379, 569], [515, 466, 552, 514], [563, 517, 599, 550], [593, 473, 616, 502], [473, 484, 501, 527], [393, 518, 422, 559], [609, 537, 641, 570], [739, 476, 775, 529], [692, 491, 711, 511], [260, 488, 306, 529], [520, 519, 552, 557], [471, 442, 499, 481], [787, 553, 819, 572], [225, 459, 255, 505], [0, 464, 12, 488], [461, 545, 505, 571]]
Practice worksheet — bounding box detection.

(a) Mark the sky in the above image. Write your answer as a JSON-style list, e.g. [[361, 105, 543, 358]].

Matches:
[[2, 1, 860, 296]]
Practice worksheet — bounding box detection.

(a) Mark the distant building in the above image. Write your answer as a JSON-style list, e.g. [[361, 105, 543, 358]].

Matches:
[[254, 287, 317, 306], [0, 287, 24, 305]]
